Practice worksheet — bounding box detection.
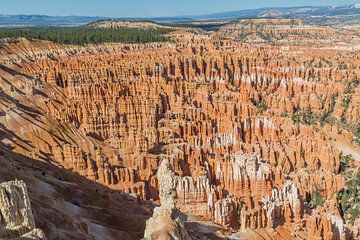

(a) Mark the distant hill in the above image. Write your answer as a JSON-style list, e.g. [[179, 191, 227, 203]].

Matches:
[[187, 5, 360, 25], [0, 15, 104, 27], [188, 5, 360, 20], [0, 4, 359, 27], [213, 18, 339, 43]]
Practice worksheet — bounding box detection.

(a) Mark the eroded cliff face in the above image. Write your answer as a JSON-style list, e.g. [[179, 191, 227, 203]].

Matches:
[[0, 31, 359, 239]]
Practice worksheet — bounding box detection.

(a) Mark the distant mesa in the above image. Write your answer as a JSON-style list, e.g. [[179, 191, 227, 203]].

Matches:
[[90, 20, 173, 29]]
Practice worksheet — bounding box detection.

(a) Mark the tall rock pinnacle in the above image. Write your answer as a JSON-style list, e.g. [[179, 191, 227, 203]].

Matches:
[[143, 159, 191, 240]]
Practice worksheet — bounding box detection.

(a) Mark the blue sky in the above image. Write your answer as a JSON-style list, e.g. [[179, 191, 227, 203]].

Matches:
[[2, 0, 359, 17]]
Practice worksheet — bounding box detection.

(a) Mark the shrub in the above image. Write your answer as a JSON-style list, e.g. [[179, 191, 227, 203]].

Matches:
[[337, 62, 347, 70], [344, 79, 360, 94], [309, 188, 325, 209], [342, 96, 351, 110], [255, 101, 268, 113], [338, 170, 360, 224], [292, 111, 317, 125]]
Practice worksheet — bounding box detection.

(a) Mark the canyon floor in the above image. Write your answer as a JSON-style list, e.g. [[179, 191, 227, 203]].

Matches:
[[0, 19, 359, 240]]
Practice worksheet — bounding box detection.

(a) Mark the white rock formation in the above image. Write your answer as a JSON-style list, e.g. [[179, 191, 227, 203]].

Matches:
[[261, 180, 302, 228], [213, 196, 238, 229], [143, 159, 191, 240], [0, 180, 47, 240]]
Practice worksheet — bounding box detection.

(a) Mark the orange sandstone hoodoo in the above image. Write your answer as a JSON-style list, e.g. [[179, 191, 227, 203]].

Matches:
[[0, 23, 359, 240]]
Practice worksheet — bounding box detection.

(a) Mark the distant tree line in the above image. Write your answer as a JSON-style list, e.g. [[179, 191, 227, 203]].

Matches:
[[0, 26, 174, 45]]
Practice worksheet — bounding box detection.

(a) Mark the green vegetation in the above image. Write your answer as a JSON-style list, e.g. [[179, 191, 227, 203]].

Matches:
[[236, 202, 243, 215], [337, 62, 348, 70], [339, 154, 354, 174], [292, 111, 318, 125], [319, 94, 336, 125], [288, 92, 359, 145], [338, 153, 358, 181], [355, 125, 360, 146], [337, 121, 360, 147], [342, 96, 351, 110], [0, 26, 174, 45], [337, 170, 360, 224], [309, 187, 325, 209], [255, 100, 268, 113], [280, 112, 288, 118], [344, 78, 360, 95]]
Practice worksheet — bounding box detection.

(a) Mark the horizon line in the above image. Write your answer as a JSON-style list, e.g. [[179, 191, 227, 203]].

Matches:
[[0, 3, 356, 19]]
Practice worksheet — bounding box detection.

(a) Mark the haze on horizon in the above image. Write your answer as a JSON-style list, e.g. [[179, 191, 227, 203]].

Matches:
[[2, 0, 359, 18]]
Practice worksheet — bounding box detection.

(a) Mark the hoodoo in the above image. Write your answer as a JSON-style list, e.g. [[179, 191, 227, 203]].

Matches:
[[0, 2, 359, 240], [143, 159, 191, 240]]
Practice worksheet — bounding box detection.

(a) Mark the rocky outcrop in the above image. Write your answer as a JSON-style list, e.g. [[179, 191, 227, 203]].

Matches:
[[260, 181, 303, 229], [143, 159, 191, 240], [0, 180, 46, 240], [213, 196, 238, 229], [305, 201, 347, 240]]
